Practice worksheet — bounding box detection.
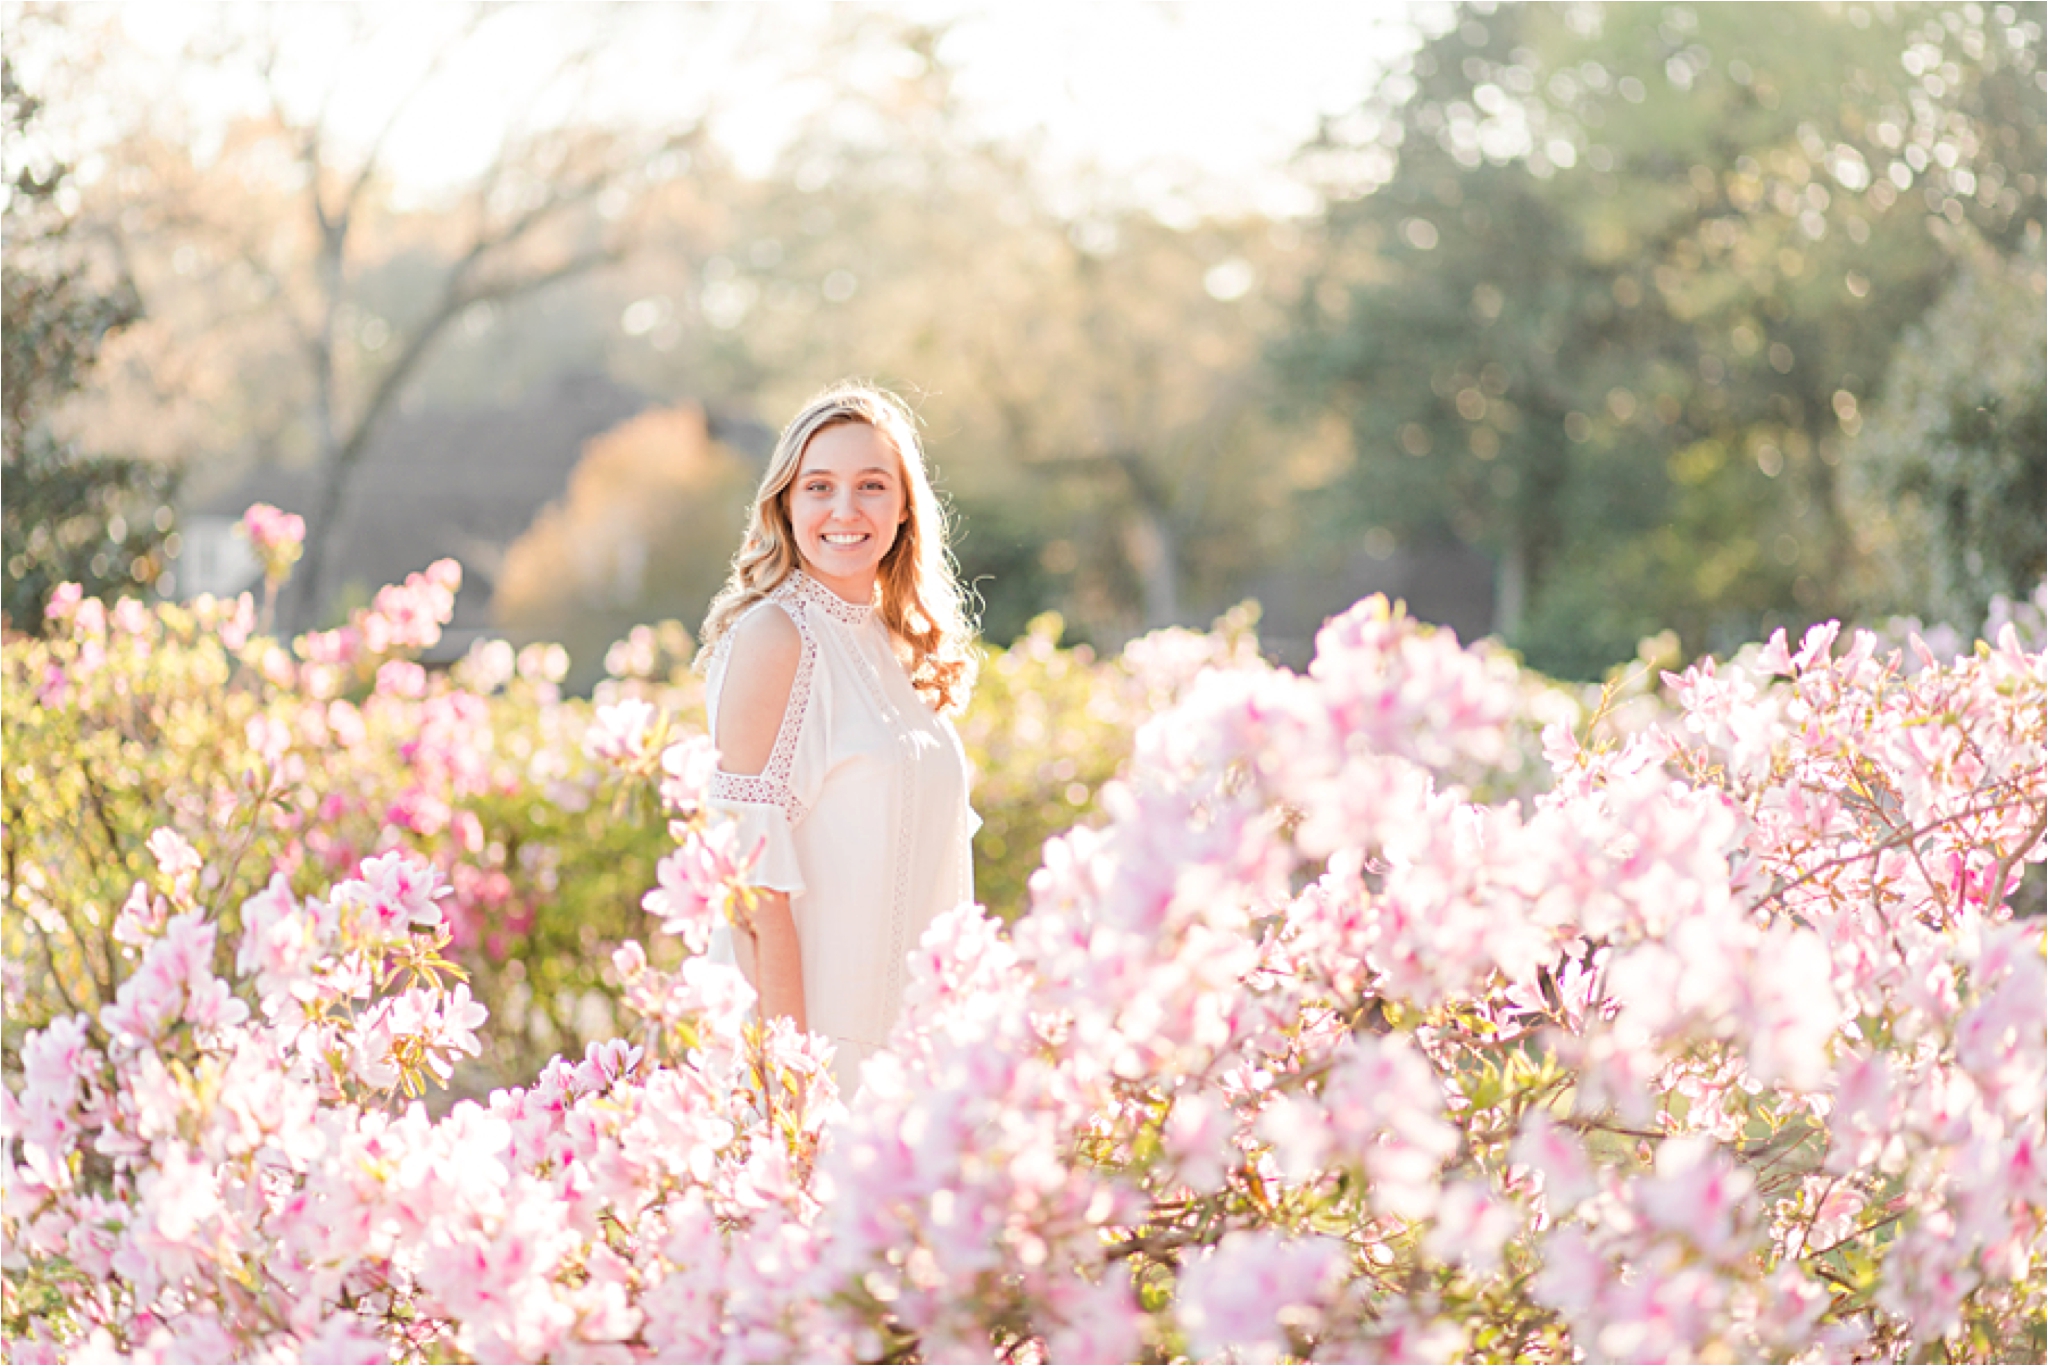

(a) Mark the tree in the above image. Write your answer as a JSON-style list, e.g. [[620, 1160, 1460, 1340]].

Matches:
[[48, 5, 715, 631], [31, 8, 1333, 649], [1284, 1, 2045, 677], [254, 9, 711, 632], [1, 43, 174, 631], [636, 15, 1320, 644], [491, 403, 754, 690], [1847, 240, 2047, 625]]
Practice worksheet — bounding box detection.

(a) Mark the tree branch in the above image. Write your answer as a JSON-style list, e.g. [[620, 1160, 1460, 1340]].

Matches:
[[1751, 789, 2039, 917], [1986, 809, 2048, 911], [336, 6, 496, 226]]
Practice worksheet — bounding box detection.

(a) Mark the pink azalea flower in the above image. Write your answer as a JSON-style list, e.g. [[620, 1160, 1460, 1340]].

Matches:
[[291, 1314, 387, 1365], [113, 881, 169, 948], [586, 698, 658, 762], [1512, 1112, 1600, 1216], [240, 502, 306, 554], [1177, 1230, 1344, 1364], [344, 850, 449, 937], [375, 658, 428, 699], [642, 822, 761, 953], [44, 581, 83, 622], [1638, 1135, 1758, 1262], [144, 828, 202, 882], [659, 734, 719, 810]]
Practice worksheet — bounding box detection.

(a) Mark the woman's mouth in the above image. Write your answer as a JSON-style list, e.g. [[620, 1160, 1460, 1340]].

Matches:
[[822, 533, 868, 547]]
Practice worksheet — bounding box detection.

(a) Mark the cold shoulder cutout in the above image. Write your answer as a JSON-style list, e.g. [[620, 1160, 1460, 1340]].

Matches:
[[705, 592, 822, 895], [712, 601, 804, 780]]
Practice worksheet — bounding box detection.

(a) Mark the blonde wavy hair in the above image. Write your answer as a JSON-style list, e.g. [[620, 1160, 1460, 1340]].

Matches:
[[698, 382, 978, 714]]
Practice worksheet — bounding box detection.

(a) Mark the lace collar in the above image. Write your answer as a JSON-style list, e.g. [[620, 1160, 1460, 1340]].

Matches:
[[780, 569, 876, 626]]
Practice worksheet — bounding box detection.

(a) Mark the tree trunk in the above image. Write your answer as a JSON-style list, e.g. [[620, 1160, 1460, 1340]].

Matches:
[[1494, 532, 1527, 642], [284, 220, 349, 633], [1123, 507, 1181, 629], [285, 431, 352, 634]]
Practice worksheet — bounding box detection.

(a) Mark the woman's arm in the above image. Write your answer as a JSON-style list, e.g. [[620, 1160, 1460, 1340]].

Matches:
[[713, 606, 808, 1030], [729, 890, 806, 1032]]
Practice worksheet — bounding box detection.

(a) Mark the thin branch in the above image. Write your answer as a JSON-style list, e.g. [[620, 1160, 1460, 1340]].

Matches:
[[1751, 791, 2038, 915], [1794, 1174, 1841, 1259], [456, 27, 616, 241], [336, 6, 495, 225], [255, 29, 335, 247], [352, 241, 624, 455], [1804, 1208, 1908, 1260], [1986, 809, 2048, 911], [29, 921, 91, 1020], [1560, 1114, 1668, 1143], [1868, 783, 1959, 921], [451, 150, 630, 286]]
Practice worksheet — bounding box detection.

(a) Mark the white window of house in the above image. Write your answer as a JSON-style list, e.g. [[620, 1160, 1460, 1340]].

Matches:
[[179, 516, 262, 599]]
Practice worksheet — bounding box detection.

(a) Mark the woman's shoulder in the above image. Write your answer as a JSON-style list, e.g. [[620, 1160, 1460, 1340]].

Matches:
[[710, 596, 814, 770], [720, 596, 806, 682]]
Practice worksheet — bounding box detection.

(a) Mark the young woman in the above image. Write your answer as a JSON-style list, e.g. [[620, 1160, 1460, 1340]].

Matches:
[[697, 382, 978, 1088]]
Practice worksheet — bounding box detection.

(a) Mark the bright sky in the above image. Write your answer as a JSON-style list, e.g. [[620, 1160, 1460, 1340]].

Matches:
[[86, 1, 1428, 219]]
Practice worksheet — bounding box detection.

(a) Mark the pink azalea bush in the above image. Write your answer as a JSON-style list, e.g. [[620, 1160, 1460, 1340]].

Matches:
[[6, 576, 2042, 1361], [5, 543, 1430, 1086], [958, 601, 1595, 920], [3, 555, 695, 1087]]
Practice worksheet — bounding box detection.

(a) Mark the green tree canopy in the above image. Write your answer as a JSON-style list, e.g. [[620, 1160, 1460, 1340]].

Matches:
[[1284, 1, 2045, 677], [1847, 240, 2046, 625], [2, 45, 175, 631]]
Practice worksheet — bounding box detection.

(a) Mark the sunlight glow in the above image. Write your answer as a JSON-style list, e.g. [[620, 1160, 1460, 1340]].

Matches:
[[88, 2, 1419, 218]]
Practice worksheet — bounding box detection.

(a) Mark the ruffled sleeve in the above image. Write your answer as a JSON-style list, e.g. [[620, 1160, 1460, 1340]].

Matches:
[[705, 799, 807, 895], [704, 596, 829, 896]]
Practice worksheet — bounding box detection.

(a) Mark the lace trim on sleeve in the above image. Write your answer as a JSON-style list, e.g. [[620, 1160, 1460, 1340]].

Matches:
[[708, 588, 816, 825]]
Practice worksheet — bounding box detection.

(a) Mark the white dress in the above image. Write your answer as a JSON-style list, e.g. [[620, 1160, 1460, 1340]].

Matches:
[[704, 570, 976, 1088]]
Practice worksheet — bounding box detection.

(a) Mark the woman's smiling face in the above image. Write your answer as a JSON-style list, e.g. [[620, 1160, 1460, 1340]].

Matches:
[[788, 420, 907, 602]]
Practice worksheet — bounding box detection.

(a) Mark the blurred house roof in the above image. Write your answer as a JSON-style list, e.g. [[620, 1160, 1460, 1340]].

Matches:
[[192, 373, 774, 653]]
